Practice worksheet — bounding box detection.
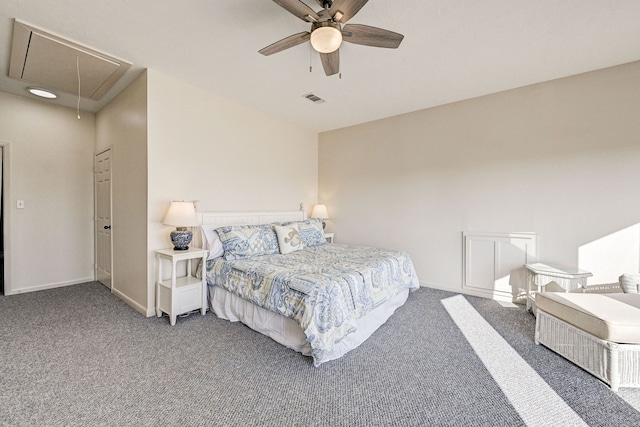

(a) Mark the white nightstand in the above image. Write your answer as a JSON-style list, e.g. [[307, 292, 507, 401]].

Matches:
[[324, 232, 334, 243], [156, 247, 208, 325]]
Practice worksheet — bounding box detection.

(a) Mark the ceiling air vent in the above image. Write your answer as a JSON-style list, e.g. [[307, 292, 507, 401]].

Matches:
[[302, 93, 325, 104]]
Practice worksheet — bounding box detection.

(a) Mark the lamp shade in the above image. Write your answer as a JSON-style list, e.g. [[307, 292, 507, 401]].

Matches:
[[311, 204, 329, 219], [311, 204, 329, 230], [163, 201, 198, 227]]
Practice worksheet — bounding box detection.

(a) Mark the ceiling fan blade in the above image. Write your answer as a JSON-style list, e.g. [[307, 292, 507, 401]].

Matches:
[[320, 50, 340, 76], [328, 0, 369, 23], [259, 32, 311, 56], [342, 24, 404, 48], [273, 0, 320, 22]]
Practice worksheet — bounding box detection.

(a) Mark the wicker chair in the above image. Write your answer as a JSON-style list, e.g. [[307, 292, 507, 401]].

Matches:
[[619, 273, 640, 293]]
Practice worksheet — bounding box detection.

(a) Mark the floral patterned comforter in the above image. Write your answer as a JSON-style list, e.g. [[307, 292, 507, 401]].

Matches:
[[205, 243, 420, 365]]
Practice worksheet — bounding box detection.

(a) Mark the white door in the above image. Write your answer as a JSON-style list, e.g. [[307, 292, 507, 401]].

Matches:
[[95, 149, 112, 289]]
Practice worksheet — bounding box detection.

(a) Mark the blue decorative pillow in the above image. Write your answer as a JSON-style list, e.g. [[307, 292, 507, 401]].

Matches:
[[296, 218, 326, 248], [215, 224, 279, 260]]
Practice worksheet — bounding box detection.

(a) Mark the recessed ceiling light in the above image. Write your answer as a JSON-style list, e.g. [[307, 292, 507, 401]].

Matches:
[[27, 87, 57, 99]]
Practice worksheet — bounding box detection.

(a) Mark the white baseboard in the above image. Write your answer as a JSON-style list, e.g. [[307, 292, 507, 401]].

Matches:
[[111, 287, 152, 317], [4, 276, 95, 295], [421, 281, 515, 303]]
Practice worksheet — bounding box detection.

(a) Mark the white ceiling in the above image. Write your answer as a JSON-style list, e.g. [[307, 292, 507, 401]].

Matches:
[[2, 0, 640, 133]]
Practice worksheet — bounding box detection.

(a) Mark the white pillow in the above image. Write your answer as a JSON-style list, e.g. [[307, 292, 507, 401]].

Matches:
[[274, 223, 303, 255], [201, 225, 224, 260]]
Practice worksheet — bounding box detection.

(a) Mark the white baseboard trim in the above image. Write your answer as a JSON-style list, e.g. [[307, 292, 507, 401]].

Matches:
[[421, 281, 515, 303], [111, 287, 152, 317], [4, 277, 95, 295]]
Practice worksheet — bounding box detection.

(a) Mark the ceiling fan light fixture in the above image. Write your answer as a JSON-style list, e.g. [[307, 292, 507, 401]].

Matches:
[[261, 1, 404, 76], [27, 87, 57, 99], [310, 25, 342, 53]]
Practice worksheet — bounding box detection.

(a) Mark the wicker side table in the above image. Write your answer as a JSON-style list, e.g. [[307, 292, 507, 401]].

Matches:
[[524, 263, 592, 314]]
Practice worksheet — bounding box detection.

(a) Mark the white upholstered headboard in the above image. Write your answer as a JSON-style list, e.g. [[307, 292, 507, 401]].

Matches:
[[193, 205, 307, 249], [201, 205, 306, 227]]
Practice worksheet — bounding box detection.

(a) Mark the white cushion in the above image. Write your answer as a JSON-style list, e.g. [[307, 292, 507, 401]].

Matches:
[[536, 292, 640, 344], [274, 223, 303, 254]]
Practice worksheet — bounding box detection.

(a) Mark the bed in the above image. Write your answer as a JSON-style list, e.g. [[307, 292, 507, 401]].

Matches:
[[196, 207, 420, 366]]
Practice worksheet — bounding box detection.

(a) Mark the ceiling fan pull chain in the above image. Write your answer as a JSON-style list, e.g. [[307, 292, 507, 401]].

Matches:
[[309, 43, 313, 73]]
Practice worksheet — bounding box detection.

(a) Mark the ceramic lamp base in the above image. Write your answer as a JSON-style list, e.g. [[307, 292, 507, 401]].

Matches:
[[170, 227, 193, 250]]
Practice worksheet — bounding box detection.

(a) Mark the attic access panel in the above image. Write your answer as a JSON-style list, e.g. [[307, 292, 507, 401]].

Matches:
[[9, 20, 132, 101]]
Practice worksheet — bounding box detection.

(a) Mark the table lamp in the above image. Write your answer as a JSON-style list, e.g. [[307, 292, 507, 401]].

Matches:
[[163, 201, 199, 250], [311, 204, 329, 230]]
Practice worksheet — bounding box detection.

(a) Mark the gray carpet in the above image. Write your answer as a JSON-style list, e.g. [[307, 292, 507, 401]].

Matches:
[[1, 283, 638, 426]]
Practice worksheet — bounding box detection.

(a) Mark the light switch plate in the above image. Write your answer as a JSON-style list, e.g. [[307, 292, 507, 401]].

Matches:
[[17, 200, 24, 209]]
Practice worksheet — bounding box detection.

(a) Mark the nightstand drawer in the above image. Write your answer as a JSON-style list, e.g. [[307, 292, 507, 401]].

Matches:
[[158, 279, 203, 316]]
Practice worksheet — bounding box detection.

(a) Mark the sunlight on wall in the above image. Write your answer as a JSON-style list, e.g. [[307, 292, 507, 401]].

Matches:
[[579, 224, 640, 284]]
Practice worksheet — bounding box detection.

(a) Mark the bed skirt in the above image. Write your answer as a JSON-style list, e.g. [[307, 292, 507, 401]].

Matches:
[[209, 285, 410, 364]]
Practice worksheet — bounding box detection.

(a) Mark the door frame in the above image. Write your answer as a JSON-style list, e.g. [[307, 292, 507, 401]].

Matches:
[[95, 146, 113, 290], [0, 142, 11, 295]]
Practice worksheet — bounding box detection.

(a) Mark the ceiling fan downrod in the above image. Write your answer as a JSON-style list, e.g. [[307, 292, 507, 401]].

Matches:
[[318, 0, 333, 10]]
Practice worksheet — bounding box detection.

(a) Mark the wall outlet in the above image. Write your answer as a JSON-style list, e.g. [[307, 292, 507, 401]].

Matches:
[[17, 200, 24, 209]]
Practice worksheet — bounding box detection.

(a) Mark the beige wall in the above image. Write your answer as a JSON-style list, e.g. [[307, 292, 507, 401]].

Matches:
[[96, 71, 149, 312], [144, 70, 318, 314], [0, 92, 95, 294], [94, 69, 318, 316], [4, 57, 639, 307], [319, 61, 640, 293]]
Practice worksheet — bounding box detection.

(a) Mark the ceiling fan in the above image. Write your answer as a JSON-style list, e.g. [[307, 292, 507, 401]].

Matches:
[[259, 0, 404, 76]]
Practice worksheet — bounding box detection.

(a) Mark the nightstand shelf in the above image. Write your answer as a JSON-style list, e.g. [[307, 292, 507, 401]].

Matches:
[[159, 275, 201, 289], [156, 247, 208, 325], [324, 232, 334, 243]]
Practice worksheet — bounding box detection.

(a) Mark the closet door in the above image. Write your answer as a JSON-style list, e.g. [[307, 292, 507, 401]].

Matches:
[[95, 149, 112, 289]]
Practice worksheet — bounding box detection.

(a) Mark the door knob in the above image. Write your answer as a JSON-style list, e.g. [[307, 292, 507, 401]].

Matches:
[[104, 225, 111, 230]]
